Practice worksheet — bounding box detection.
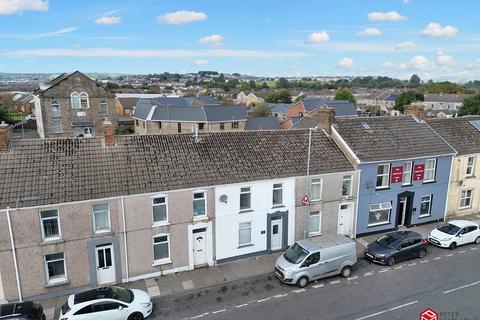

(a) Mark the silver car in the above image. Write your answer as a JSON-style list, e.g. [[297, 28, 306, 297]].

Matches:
[[275, 235, 357, 287]]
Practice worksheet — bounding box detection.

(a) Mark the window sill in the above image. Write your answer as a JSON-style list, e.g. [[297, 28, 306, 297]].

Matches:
[[458, 206, 472, 211], [152, 259, 172, 266], [422, 181, 436, 185], [308, 232, 321, 237], [193, 216, 208, 222], [465, 175, 476, 179], [239, 209, 254, 214], [375, 187, 390, 191], [45, 278, 70, 288], [152, 222, 170, 228], [367, 222, 391, 228], [272, 205, 285, 209], [401, 184, 413, 188], [237, 243, 254, 249], [40, 238, 64, 246], [94, 230, 113, 236]]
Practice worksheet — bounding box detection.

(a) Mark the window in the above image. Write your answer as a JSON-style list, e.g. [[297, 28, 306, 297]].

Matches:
[[198, 123, 205, 130], [466, 156, 475, 177], [424, 159, 436, 182], [376, 164, 390, 189], [193, 192, 206, 217], [419, 195, 432, 217], [220, 122, 225, 130], [40, 209, 61, 241], [93, 204, 110, 232], [402, 161, 412, 185], [240, 187, 251, 211], [152, 196, 168, 224], [308, 211, 321, 235], [304, 252, 320, 266], [368, 202, 392, 226], [238, 222, 251, 246], [135, 120, 139, 126], [153, 235, 170, 263], [44, 252, 66, 283], [100, 101, 108, 115], [177, 123, 182, 133], [342, 175, 352, 197], [51, 101, 60, 118], [80, 92, 89, 108], [52, 119, 62, 133], [71, 92, 80, 109], [272, 183, 283, 206], [311, 178, 322, 201], [232, 122, 239, 129], [158, 122, 162, 129], [460, 189, 473, 209]]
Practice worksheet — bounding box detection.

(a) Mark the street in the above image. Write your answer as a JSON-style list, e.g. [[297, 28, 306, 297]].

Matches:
[[150, 243, 480, 320]]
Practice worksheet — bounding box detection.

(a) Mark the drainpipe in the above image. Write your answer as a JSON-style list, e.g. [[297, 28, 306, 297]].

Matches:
[[303, 128, 314, 239], [120, 197, 129, 282], [6, 208, 22, 301], [443, 157, 455, 221], [353, 170, 362, 239]]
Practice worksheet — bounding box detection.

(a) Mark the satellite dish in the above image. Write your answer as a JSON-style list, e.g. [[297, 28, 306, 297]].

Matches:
[[219, 194, 228, 203]]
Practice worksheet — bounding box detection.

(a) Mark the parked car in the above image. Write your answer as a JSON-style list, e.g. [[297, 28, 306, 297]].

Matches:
[[364, 231, 427, 266], [428, 220, 480, 249], [24, 114, 36, 121], [59, 286, 152, 320], [0, 301, 45, 320], [275, 234, 357, 288]]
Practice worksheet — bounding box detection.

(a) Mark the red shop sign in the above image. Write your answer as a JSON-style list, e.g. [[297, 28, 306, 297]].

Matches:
[[391, 166, 403, 183], [413, 164, 425, 181]]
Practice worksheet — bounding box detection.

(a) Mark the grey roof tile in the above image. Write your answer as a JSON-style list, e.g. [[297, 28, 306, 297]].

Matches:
[[426, 116, 480, 155]]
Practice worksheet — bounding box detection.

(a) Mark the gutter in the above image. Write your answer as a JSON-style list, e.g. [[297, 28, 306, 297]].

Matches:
[[6, 208, 22, 301]]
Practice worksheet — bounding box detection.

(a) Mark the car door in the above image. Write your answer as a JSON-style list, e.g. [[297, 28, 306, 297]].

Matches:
[[301, 252, 322, 279], [395, 240, 413, 262], [456, 228, 469, 246], [91, 302, 125, 320]]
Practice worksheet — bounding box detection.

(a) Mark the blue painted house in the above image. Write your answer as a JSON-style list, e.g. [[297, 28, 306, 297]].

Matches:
[[331, 116, 456, 236]]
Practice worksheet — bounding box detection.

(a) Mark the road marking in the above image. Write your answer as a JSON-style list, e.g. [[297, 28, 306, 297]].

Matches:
[[330, 280, 341, 284], [408, 263, 416, 266], [257, 297, 271, 303], [212, 309, 226, 314], [274, 293, 288, 298], [190, 313, 209, 319], [379, 268, 390, 273], [394, 266, 403, 269], [364, 272, 374, 277], [443, 280, 480, 294], [446, 254, 453, 257], [292, 288, 305, 293], [355, 300, 418, 320], [459, 250, 466, 253], [235, 304, 248, 308], [312, 283, 325, 288], [347, 275, 358, 280], [420, 259, 430, 263], [471, 247, 478, 251], [433, 257, 441, 260]]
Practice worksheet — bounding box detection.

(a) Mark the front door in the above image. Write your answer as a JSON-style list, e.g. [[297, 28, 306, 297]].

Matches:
[[271, 219, 282, 251], [396, 192, 414, 227], [95, 244, 116, 285], [337, 203, 353, 236], [193, 228, 208, 267], [398, 198, 407, 226]]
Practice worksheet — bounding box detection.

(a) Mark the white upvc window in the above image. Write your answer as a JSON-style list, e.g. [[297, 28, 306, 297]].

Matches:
[[460, 189, 473, 209], [193, 191, 207, 217], [272, 183, 283, 206], [92, 204, 111, 233], [311, 178, 322, 201], [240, 187, 251, 211], [308, 211, 321, 236], [44, 252, 67, 284], [152, 234, 171, 265], [424, 159, 437, 182], [342, 175, 352, 197], [466, 156, 475, 177], [152, 196, 168, 225], [402, 161, 413, 186], [368, 202, 392, 226], [39, 209, 61, 241], [100, 101, 108, 116], [71, 92, 81, 109], [419, 195, 432, 217], [376, 164, 390, 189], [80, 92, 89, 108], [52, 119, 62, 133], [51, 101, 60, 118], [238, 221, 252, 246]]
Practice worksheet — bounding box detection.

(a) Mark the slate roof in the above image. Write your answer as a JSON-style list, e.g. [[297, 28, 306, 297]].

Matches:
[[197, 96, 221, 105], [117, 97, 139, 110], [426, 116, 480, 155], [333, 116, 456, 163], [302, 99, 358, 117], [290, 116, 319, 129], [0, 131, 354, 209], [269, 103, 291, 113], [245, 117, 280, 130], [424, 94, 466, 103]]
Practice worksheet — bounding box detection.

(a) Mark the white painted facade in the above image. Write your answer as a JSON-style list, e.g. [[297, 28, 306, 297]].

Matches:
[[215, 178, 296, 261]]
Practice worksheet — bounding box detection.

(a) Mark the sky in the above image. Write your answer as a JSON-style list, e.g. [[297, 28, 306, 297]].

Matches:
[[0, 0, 480, 80]]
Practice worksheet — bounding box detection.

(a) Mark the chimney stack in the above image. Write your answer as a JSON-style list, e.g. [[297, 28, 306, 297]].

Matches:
[[318, 107, 335, 134], [404, 104, 426, 121], [0, 121, 11, 152], [103, 120, 115, 147]]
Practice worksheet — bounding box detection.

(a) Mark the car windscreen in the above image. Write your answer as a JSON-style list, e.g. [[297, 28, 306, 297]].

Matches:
[[375, 234, 400, 249], [437, 223, 460, 235], [283, 243, 309, 264], [111, 287, 134, 303]]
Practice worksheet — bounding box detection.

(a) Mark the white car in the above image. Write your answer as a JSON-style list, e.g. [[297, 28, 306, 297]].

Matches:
[[25, 114, 36, 121], [59, 286, 152, 320], [428, 220, 480, 249]]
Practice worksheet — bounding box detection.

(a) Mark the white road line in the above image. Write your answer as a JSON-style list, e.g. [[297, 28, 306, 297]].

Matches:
[[347, 275, 358, 280], [394, 266, 403, 269], [471, 247, 478, 251], [212, 309, 226, 314], [443, 280, 480, 294], [355, 300, 418, 320], [292, 288, 306, 293], [190, 313, 209, 319], [433, 257, 441, 260], [446, 254, 453, 257], [459, 250, 466, 253], [408, 263, 416, 266], [312, 283, 325, 288], [379, 269, 390, 273], [330, 280, 341, 284], [257, 297, 271, 303], [235, 304, 248, 308], [420, 259, 430, 263], [364, 272, 374, 276], [274, 293, 288, 298]]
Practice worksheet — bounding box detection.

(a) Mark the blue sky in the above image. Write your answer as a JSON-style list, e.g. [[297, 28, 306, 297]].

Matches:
[[1, 0, 479, 80]]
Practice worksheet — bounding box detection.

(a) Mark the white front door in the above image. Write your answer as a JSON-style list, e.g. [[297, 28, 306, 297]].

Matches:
[[193, 229, 207, 267], [271, 219, 282, 250], [338, 203, 353, 236], [95, 244, 116, 285]]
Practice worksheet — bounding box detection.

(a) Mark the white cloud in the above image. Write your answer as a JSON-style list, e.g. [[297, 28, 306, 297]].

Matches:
[[307, 31, 329, 44], [198, 34, 224, 44], [195, 59, 208, 65], [403, 0, 411, 4], [436, 49, 455, 66], [367, 11, 408, 21], [394, 41, 415, 50], [408, 55, 434, 71], [0, 0, 48, 15], [25, 27, 78, 40], [95, 16, 122, 25], [156, 10, 207, 25], [421, 22, 458, 37], [382, 61, 395, 68], [337, 58, 353, 69], [356, 27, 382, 36], [398, 63, 408, 70]]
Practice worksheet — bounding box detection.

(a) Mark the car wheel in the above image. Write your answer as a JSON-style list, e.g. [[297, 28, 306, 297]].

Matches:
[[449, 242, 457, 250], [340, 266, 352, 278], [128, 312, 144, 320], [475, 237, 480, 245], [418, 248, 426, 259], [297, 276, 309, 288], [387, 256, 396, 266]]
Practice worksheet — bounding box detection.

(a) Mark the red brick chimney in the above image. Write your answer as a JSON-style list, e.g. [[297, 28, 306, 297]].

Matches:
[[0, 121, 11, 152], [318, 107, 335, 134], [103, 120, 115, 147]]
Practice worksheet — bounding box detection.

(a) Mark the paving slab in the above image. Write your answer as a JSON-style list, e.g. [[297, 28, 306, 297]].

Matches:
[[145, 278, 157, 288], [217, 264, 237, 282], [146, 285, 161, 298], [155, 276, 173, 296], [182, 279, 194, 290]]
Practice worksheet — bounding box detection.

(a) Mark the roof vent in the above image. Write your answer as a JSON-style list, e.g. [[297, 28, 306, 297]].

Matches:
[[469, 120, 480, 131], [361, 122, 371, 130]]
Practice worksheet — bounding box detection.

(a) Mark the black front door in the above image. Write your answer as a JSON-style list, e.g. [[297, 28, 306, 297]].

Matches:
[[396, 191, 414, 227]]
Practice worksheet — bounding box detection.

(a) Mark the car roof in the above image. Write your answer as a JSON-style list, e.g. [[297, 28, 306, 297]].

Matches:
[[73, 287, 121, 305], [387, 231, 422, 240], [448, 220, 477, 228], [0, 301, 39, 316]]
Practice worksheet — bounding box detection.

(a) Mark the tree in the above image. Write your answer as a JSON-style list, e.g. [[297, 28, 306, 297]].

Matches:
[[458, 94, 480, 116], [394, 91, 425, 113], [409, 74, 421, 86], [252, 102, 270, 117], [334, 88, 356, 104], [276, 77, 290, 89], [0, 107, 14, 124], [248, 80, 257, 89], [105, 82, 119, 91], [265, 90, 291, 103]]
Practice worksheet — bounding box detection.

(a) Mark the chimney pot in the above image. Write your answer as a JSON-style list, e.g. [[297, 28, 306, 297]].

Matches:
[[103, 120, 115, 147], [318, 106, 335, 134]]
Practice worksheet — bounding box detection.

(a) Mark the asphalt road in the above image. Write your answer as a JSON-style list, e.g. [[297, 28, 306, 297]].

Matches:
[[150, 243, 480, 320]]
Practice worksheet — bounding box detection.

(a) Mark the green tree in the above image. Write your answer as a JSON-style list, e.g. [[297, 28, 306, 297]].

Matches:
[[409, 74, 421, 86], [248, 80, 257, 89], [252, 103, 270, 117], [276, 77, 290, 89], [0, 107, 14, 124], [334, 88, 356, 104], [105, 82, 119, 91], [266, 90, 291, 103], [394, 91, 425, 113], [458, 94, 480, 116]]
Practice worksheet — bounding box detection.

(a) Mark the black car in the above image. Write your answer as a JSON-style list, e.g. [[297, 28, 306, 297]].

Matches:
[[0, 301, 45, 320], [364, 231, 427, 266]]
